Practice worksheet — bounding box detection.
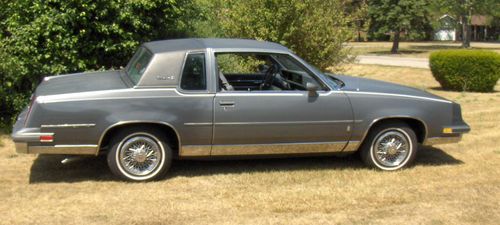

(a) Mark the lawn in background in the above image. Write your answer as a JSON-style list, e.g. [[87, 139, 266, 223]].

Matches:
[[349, 41, 500, 58]]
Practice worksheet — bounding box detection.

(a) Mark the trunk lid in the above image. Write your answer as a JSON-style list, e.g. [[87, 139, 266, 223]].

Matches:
[[35, 71, 128, 96]]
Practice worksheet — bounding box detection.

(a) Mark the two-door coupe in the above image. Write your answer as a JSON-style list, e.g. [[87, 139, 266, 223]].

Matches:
[[12, 38, 470, 181]]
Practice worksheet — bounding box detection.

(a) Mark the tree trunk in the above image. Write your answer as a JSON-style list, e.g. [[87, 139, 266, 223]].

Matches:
[[461, 14, 471, 48], [391, 30, 400, 54]]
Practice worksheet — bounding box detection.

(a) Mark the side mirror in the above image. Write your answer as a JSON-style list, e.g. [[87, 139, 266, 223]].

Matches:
[[306, 82, 319, 96]]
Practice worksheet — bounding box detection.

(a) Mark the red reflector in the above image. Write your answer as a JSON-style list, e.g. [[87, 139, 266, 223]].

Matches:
[[40, 135, 54, 142]]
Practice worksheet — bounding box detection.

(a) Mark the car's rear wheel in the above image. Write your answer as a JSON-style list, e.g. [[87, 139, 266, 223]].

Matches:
[[107, 127, 172, 181], [360, 122, 418, 170]]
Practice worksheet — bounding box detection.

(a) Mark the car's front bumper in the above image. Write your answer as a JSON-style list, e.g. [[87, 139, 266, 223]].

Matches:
[[424, 136, 463, 145], [423, 123, 470, 146]]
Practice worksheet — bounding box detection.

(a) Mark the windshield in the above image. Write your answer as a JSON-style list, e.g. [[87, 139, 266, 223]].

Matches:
[[126, 47, 153, 85], [324, 73, 345, 88], [301, 62, 345, 89]]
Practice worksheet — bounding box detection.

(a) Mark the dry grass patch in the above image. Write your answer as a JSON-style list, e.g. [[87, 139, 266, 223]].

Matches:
[[1, 64, 500, 224]]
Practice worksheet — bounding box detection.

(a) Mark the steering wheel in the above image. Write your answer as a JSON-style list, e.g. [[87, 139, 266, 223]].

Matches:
[[259, 64, 279, 90]]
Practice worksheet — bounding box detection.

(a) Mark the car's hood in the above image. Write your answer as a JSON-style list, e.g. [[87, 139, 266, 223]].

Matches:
[[333, 74, 448, 101], [35, 70, 128, 96]]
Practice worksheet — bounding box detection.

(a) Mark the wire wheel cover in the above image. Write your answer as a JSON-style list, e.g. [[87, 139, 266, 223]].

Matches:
[[119, 136, 162, 176], [373, 130, 410, 167]]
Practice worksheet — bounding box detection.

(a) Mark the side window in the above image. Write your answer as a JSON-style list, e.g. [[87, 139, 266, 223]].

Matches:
[[214, 52, 326, 92], [216, 54, 267, 74], [126, 47, 153, 85], [180, 53, 206, 90]]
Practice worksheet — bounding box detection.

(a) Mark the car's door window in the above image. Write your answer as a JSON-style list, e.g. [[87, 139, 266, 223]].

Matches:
[[215, 52, 325, 92], [180, 53, 206, 90]]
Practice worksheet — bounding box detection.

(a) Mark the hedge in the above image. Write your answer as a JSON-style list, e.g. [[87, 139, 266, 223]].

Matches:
[[429, 50, 500, 92]]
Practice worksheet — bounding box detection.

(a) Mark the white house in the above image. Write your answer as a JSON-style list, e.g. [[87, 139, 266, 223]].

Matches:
[[434, 14, 456, 41]]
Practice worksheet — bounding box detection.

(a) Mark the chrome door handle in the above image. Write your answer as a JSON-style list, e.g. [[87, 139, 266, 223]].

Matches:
[[219, 101, 235, 106]]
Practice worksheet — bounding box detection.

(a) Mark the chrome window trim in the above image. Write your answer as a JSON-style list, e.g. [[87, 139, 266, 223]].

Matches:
[[212, 48, 290, 54]]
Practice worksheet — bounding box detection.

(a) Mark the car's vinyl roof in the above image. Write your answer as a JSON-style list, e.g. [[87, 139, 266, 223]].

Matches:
[[142, 38, 290, 53]]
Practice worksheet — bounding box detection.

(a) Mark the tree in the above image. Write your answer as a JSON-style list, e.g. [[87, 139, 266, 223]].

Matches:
[[0, 0, 194, 128], [210, 0, 356, 70], [433, 0, 500, 48], [368, 0, 430, 53], [347, 0, 370, 42]]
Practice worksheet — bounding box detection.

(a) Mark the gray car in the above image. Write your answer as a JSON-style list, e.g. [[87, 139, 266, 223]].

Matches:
[[12, 38, 470, 181]]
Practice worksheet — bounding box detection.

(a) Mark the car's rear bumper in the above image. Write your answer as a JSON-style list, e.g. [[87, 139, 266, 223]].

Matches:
[[11, 108, 98, 155], [13, 141, 98, 155]]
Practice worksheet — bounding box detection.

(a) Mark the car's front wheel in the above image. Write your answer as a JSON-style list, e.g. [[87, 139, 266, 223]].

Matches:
[[360, 122, 418, 170], [107, 127, 172, 181]]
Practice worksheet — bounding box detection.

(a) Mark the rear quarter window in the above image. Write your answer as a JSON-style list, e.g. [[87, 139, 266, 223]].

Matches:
[[126, 47, 153, 85], [180, 53, 207, 90]]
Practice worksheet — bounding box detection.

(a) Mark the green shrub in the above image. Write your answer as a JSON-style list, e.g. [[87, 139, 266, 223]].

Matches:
[[0, 0, 195, 130], [212, 0, 356, 70], [430, 50, 500, 92]]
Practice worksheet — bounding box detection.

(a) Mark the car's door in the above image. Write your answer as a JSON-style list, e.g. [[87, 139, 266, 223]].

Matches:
[[175, 52, 215, 157], [211, 53, 353, 156]]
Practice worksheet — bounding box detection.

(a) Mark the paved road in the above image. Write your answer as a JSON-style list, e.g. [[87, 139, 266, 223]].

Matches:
[[356, 55, 429, 69]]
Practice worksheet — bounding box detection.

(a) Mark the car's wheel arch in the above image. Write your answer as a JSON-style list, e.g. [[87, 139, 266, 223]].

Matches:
[[359, 116, 428, 147], [98, 121, 181, 157]]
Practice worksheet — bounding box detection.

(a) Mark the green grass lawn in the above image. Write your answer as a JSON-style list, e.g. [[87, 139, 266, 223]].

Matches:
[[349, 41, 500, 58]]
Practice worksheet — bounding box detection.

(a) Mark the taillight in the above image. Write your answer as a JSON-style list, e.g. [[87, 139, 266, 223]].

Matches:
[[40, 135, 54, 142], [24, 95, 36, 127]]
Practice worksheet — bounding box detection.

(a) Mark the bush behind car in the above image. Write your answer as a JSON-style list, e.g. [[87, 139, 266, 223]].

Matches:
[[430, 50, 500, 92]]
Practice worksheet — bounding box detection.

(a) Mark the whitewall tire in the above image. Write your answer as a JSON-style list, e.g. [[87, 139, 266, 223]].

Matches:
[[107, 127, 172, 181]]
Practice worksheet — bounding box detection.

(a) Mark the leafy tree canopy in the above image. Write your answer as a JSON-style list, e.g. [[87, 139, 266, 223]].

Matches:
[[368, 0, 430, 53], [0, 0, 193, 127], [199, 0, 357, 70]]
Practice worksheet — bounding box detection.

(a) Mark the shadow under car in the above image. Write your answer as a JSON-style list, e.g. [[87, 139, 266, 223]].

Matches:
[[28, 145, 463, 184]]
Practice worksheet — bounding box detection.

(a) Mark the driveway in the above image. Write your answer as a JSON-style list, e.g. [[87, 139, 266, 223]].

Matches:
[[356, 55, 429, 69]]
